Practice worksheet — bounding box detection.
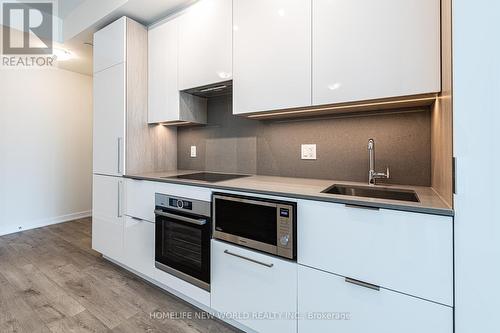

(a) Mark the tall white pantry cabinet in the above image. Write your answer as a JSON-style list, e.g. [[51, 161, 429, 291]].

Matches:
[[92, 17, 176, 261], [92, 17, 128, 261]]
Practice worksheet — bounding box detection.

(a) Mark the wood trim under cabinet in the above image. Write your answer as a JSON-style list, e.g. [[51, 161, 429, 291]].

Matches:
[[125, 18, 177, 174], [430, 0, 453, 208]]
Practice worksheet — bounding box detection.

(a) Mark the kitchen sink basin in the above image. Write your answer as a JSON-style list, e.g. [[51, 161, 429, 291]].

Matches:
[[322, 184, 420, 202]]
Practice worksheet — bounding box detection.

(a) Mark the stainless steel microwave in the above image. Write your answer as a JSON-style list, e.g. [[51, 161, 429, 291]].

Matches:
[[212, 193, 296, 260]]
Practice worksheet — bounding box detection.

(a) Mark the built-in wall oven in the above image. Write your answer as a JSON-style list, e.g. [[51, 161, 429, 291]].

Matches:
[[154, 193, 211, 291], [212, 193, 297, 260]]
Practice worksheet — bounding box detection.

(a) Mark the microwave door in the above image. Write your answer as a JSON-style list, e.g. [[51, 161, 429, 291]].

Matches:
[[213, 196, 278, 252]]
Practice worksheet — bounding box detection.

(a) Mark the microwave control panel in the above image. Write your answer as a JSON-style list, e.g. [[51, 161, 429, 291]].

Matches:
[[277, 204, 294, 258]]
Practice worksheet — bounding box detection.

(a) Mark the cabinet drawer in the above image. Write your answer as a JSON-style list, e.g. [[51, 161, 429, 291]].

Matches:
[[123, 216, 156, 278], [211, 240, 297, 333], [125, 179, 156, 222], [298, 265, 452, 333], [298, 199, 453, 306], [125, 179, 213, 222]]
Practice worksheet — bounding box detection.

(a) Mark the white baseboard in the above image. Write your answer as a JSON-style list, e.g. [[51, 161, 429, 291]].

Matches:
[[0, 210, 92, 237]]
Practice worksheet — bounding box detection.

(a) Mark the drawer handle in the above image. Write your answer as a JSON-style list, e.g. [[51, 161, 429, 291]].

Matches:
[[345, 277, 380, 291], [345, 204, 380, 211], [224, 250, 274, 268]]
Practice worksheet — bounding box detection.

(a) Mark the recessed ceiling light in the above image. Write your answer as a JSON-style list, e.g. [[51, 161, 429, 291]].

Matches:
[[53, 48, 73, 61]]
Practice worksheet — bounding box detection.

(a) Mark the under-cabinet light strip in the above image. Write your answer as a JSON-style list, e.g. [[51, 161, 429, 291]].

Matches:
[[246, 96, 438, 118]]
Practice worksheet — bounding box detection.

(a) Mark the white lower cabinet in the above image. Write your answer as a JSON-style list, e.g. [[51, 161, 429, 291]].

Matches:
[[92, 174, 124, 262], [298, 199, 453, 306], [125, 179, 157, 222], [211, 240, 297, 333], [298, 265, 453, 333], [122, 216, 156, 277]]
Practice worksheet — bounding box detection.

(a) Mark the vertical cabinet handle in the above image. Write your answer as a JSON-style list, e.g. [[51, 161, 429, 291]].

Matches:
[[117, 137, 123, 174], [117, 180, 123, 218]]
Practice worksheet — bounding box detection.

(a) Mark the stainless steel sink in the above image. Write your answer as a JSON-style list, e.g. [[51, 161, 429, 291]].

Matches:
[[322, 184, 420, 202]]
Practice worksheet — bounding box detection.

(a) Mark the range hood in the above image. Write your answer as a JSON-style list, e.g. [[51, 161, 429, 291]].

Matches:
[[182, 80, 232, 98]]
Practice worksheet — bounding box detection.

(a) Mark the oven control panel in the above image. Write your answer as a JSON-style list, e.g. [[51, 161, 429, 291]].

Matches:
[[155, 193, 211, 217], [169, 198, 193, 210]]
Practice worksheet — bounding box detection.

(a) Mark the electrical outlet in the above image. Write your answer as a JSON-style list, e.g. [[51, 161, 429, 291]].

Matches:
[[190, 146, 197, 158], [301, 144, 317, 160]]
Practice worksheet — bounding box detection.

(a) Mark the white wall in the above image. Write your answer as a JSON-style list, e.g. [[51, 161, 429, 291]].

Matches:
[[453, 1, 500, 332], [0, 68, 92, 236]]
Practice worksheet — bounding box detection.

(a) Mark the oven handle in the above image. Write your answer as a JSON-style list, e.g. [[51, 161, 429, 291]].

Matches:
[[154, 210, 207, 226]]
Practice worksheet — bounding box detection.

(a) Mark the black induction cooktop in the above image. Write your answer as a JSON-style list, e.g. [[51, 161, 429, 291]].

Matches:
[[164, 172, 250, 183]]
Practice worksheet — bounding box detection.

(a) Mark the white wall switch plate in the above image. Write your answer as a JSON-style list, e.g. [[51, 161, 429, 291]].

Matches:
[[190, 146, 197, 158], [301, 144, 317, 160]]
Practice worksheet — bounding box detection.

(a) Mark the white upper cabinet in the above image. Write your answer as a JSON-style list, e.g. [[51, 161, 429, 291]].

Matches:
[[93, 63, 125, 176], [178, 0, 232, 90], [233, 0, 312, 115], [93, 17, 126, 73], [312, 0, 441, 105], [148, 19, 180, 123], [148, 18, 208, 125]]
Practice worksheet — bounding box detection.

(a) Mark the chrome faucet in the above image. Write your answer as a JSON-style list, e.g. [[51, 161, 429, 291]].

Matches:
[[368, 139, 390, 185]]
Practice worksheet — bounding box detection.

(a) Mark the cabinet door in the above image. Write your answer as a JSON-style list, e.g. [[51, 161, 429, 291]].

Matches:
[[298, 266, 452, 333], [92, 175, 124, 262], [148, 19, 180, 124], [233, 0, 311, 114], [93, 17, 126, 73], [312, 0, 440, 105], [211, 240, 297, 333], [123, 216, 156, 277], [297, 199, 453, 306], [125, 179, 156, 223], [178, 0, 232, 90], [93, 63, 126, 176]]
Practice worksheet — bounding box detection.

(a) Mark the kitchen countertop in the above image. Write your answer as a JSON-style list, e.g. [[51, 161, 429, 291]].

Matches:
[[124, 170, 454, 216]]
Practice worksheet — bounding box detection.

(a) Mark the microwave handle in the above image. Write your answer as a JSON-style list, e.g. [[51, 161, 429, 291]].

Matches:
[[154, 210, 207, 226]]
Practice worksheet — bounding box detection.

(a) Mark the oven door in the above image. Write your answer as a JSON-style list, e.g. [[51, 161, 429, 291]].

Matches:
[[155, 208, 210, 291]]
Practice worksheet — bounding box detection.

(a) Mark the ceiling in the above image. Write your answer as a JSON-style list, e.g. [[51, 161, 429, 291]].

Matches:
[[59, 0, 196, 75], [0, 25, 93, 76], [58, 0, 87, 18], [1, 0, 197, 75]]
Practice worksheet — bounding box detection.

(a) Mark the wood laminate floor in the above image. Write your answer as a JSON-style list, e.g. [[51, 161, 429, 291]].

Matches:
[[0, 218, 240, 333]]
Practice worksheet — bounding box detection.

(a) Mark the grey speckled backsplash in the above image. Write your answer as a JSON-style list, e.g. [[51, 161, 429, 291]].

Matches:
[[177, 95, 431, 186]]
